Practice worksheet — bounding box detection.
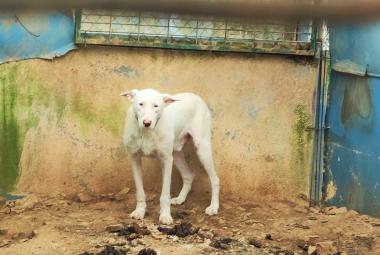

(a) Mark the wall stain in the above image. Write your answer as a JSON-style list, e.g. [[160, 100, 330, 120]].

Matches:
[[0, 63, 125, 192], [290, 104, 312, 191], [113, 65, 139, 78], [326, 180, 337, 200], [293, 104, 312, 164], [0, 65, 21, 192], [341, 75, 372, 126], [70, 89, 124, 136]]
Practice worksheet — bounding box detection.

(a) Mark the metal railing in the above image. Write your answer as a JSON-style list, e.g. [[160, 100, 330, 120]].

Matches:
[[75, 9, 316, 56]]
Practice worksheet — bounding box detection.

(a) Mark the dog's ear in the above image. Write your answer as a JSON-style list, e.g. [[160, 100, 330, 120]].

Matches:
[[162, 94, 179, 104], [120, 89, 138, 101]]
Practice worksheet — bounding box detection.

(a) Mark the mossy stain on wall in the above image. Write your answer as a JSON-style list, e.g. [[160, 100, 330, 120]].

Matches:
[[0, 62, 126, 192]]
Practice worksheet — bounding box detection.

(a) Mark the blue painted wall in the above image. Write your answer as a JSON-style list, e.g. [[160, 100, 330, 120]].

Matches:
[[0, 11, 75, 64], [325, 21, 380, 217]]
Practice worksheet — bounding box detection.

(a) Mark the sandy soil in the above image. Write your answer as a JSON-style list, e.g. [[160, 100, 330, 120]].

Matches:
[[1, 191, 379, 255]]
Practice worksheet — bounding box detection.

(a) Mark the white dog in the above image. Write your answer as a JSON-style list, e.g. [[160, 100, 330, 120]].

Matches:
[[121, 88, 220, 224]]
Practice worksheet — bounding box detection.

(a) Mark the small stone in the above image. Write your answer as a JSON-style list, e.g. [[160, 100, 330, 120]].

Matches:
[[210, 238, 234, 250], [309, 207, 321, 214], [305, 235, 320, 243], [316, 241, 337, 254], [114, 188, 130, 201], [198, 229, 213, 239], [16, 195, 41, 209], [265, 234, 272, 240], [244, 220, 254, 225], [248, 239, 263, 248], [346, 209, 359, 217], [105, 224, 124, 233], [333, 207, 348, 214], [294, 223, 310, 229], [296, 239, 309, 251], [204, 238, 212, 245], [294, 207, 308, 213], [202, 246, 214, 253], [128, 233, 138, 240], [58, 200, 70, 206], [151, 232, 164, 240], [308, 245, 317, 255], [75, 193, 93, 203], [130, 239, 139, 247], [13, 230, 37, 240]]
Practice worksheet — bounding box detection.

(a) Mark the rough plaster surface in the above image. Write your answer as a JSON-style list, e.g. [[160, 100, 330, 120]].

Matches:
[[1, 46, 317, 201]]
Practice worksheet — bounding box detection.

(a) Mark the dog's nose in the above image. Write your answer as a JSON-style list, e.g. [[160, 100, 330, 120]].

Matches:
[[143, 120, 152, 127]]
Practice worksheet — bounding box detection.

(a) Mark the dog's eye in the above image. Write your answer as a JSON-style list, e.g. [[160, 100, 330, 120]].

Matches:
[[154, 104, 159, 108], [139, 103, 143, 106]]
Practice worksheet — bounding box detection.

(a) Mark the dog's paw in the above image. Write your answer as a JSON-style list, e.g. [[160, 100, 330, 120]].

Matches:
[[171, 196, 185, 205], [130, 208, 146, 220], [159, 213, 173, 225], [205, 205, 219, 215]]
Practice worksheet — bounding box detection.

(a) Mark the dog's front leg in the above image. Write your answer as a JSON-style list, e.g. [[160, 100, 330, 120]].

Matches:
[[159, 155, 174, 224], [130, 153, 146, 220]]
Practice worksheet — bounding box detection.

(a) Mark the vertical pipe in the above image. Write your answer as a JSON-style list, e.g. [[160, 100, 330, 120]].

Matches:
[[309, 44, 328, 206]]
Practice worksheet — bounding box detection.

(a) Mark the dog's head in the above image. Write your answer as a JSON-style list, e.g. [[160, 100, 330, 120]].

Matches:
[[121, 89, 177, 129]]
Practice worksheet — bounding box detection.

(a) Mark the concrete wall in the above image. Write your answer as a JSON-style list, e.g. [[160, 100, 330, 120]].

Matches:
[[0, 46, 318, 201]]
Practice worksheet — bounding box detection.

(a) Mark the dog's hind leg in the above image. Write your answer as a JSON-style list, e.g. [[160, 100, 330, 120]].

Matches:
[[195, 139, 220, 215], [171, 150, 195, 205]]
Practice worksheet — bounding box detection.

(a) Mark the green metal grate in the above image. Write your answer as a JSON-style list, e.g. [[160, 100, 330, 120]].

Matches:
[[75, 9, 316, 56]]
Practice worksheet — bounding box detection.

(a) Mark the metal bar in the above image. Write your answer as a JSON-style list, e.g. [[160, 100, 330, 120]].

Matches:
[[74, 9, 83, 43], [108, 12, 112, 42], [137, 12, 141, 42], [195, 18, 199, 45], [77, 35, 316, 56], [166, 14, 170, 43]]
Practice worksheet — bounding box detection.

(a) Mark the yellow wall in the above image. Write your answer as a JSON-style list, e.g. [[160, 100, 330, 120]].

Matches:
[[0, 46, 318, 201]]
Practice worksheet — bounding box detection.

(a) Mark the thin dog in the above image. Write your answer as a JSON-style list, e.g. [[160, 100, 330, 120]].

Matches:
[[121, 88, 220, 224]]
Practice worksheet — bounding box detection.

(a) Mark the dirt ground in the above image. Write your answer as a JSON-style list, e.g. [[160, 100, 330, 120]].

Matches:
[[1, 191, 380, 255]]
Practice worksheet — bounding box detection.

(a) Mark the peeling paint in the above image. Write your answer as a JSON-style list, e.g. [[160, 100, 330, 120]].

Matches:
[[0, 12, 75, 64], [326, 181, 337, 200], [352, 149, 363, 155]]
